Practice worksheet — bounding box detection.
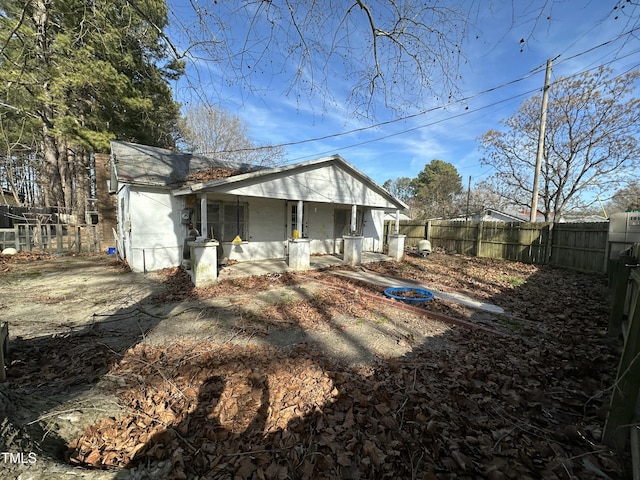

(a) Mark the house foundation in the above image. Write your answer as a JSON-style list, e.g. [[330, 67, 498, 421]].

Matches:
[[189, 240, 220, 287]]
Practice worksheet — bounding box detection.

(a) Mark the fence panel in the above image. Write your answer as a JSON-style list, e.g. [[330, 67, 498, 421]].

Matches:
[[1, 224, 100, 254], [397, 219, 611, 273], [477, 222, 550, 264], [551, 222, 609, 273], [604, 243, 640, 462], [427, 220, 477, 255], [0, 228, 16, 251], [384, 220, 427, 248]]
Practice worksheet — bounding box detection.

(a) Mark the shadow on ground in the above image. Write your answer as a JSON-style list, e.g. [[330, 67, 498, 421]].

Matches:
[[0, 253, 629, 479]]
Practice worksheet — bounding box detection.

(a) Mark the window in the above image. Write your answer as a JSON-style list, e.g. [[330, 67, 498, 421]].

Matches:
[[200, 201, 247, 242], [222, 203, 245, 242]]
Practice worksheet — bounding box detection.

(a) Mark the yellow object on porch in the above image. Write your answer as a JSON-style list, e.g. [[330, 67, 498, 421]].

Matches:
[[292, 229, 299, 239], [232, 235, 243, 245]]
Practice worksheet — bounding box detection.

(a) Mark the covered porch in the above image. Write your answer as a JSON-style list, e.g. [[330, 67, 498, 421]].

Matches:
[[217, 252, 393, 281]]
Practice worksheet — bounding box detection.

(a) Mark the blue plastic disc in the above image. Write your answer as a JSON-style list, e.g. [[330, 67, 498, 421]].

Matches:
[[384, 287, 434, 304]]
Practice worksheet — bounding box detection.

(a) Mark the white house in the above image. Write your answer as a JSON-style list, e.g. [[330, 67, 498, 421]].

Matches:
[[109, 141, 407, 275]]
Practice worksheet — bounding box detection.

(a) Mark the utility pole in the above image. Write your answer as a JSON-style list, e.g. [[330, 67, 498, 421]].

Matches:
[[465, 175, 471, 220], [530, 58, 553, 222]]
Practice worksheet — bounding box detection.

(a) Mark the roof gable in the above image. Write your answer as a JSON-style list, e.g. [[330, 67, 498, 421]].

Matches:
[[176, 155, 407, 210]]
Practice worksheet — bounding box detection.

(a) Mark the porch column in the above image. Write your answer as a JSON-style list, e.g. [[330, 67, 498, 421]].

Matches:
[[200, 193, 208, 239], [189, 239, 219, 286], [288, 238, 311, 271], [343, 235, 363, 266], [350, 204, 358, 233], [297, 200, 303, 237], [388, 234, 406, 262], [395, 209, 400, 234]]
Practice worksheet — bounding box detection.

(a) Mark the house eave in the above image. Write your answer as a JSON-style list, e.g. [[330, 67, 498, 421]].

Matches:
[[171, 155, 407, 210]]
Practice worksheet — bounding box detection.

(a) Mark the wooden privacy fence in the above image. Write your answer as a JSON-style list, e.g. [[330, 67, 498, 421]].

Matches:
[[383, 221, 427, 248], [604, 243, 640, 470], [0, 224, 100, 254], [385, 219, 609, 273]]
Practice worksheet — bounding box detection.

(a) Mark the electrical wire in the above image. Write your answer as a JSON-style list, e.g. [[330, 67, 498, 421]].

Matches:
[[204, 25, 640, 159]]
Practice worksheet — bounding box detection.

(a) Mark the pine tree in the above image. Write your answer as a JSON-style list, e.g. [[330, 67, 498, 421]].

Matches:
[[0, 0, 182, 216]]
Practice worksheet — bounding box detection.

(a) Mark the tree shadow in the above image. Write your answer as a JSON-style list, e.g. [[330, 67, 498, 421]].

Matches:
[[1, 254, 629, 479], [0, 260, 195, 464]]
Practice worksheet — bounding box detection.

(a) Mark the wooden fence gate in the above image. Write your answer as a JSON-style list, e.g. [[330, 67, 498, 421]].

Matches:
[[604, 243, 640, 474]]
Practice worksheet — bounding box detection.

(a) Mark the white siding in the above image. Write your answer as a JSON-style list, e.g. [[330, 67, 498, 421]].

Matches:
[[307, 203, 336, 255], [210, 163, 400, 208], [127, 187, 184, 272], [219, 198, 287, 263], [363, 209, 385, 252], [116, 185, 132, 264]]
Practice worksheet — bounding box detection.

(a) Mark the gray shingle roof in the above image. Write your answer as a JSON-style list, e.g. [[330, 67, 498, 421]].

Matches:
[[110, 141, 264, 187]]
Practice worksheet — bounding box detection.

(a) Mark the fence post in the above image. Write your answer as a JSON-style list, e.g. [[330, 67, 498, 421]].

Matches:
[[0, 322, 7, 382], [603, 268, 640, 449], [545, 222, 554, 265], [45, 224, 51, 251], [56, 225, 63, 252], [608, 255, 633, 338], [24, 225, 31, 252], [75, 226, 81, 253], [476, 221, 484, 257]]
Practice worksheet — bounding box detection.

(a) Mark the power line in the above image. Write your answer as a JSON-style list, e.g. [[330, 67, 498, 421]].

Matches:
[[208, 26, 640, 158], [287, 87, 539, 163]]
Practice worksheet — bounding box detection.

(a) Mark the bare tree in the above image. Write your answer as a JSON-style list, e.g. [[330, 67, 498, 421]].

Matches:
[[169, 1, 474, 116], [607, 181, 640, 214], [177, 104, 286, 166], [0, 113, 42, 206], [479, 68, 640, 221], [465, 178, 514, 214]]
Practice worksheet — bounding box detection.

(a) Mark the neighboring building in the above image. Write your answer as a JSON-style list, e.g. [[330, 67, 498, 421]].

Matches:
[[109, 141, 407, 273], [451, 209, 528, 223], [384, 212, 412, 222], [452, 208, 609, 224]]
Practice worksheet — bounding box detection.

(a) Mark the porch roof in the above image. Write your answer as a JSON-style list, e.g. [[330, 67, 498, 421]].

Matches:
[[173, 155, 408, 210]]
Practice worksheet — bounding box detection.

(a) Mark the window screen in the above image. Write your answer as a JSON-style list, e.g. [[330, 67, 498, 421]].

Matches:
[[198, 201, 246, 241]]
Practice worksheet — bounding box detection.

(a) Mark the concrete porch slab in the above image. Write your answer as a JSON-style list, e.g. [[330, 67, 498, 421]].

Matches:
[[216, 252, 392, 281]]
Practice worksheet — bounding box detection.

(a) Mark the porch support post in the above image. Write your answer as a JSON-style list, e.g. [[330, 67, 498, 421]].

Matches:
[[200, 193, 208, 239], [351, 204, 358, 233], [395, 209, 400, 234], [388, 234, 406, 262], [188, 239, 219, 286], [343, 235, 363, 266], [288, 238, 310, 271], [297, 200, 303, 236]]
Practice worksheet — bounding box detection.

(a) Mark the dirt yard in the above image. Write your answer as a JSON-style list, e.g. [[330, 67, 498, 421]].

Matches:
[[0, 251, 629, 479]]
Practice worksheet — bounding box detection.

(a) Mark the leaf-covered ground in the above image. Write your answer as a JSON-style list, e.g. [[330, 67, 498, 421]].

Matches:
[[64, 253, 628, 479]]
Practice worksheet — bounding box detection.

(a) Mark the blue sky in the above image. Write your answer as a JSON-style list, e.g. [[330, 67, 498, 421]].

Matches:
[[165, 1, 640, 189]]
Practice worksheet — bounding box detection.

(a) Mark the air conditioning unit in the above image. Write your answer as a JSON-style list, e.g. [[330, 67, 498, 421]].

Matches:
[[609, 211, 640, 259]]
